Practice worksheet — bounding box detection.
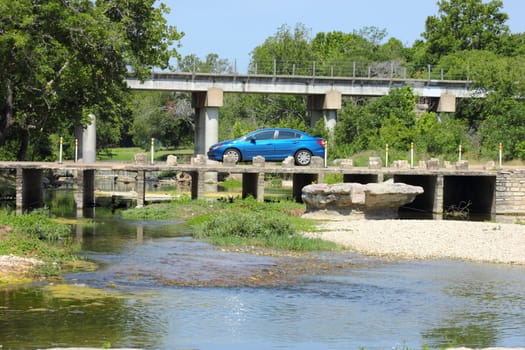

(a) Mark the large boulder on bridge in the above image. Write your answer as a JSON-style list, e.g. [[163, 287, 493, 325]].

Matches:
[[301, 181, 424, 220]]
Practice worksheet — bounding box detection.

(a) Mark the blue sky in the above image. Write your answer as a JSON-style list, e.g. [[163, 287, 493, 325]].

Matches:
[[165, 0, 525, 72]]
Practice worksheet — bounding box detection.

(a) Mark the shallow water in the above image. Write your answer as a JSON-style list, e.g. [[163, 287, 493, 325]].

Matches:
[[2, 213, 525, 349]]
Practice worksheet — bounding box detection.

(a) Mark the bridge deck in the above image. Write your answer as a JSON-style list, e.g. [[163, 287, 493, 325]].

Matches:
[[0, 161, 497, 176]]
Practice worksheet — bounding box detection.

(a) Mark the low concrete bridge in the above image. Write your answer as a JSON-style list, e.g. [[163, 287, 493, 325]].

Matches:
[[1, 159, 523, 220]]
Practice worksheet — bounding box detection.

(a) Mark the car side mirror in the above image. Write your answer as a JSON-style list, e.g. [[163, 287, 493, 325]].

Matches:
[[248, 136, 256, 144]]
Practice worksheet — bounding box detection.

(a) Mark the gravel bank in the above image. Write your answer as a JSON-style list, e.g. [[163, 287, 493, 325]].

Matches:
[[304, 219, 525, 264]]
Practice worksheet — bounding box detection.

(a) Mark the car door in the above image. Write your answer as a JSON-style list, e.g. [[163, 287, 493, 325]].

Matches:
[[242, 130, 276, 160], [274, 130, 301, 159]]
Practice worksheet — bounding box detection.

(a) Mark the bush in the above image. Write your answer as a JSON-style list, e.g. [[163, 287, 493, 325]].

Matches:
[[195, 212, 294, 239], [193, 210, 336, 251], [1, 209, 71, 241]]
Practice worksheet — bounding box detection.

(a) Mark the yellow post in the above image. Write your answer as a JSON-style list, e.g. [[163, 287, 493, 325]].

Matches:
[[499, 143, 503, 169], [385, 144, 389, 168], [150, 138, 155, 164]]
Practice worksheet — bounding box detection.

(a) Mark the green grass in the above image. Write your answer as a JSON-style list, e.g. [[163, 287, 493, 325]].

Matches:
[[120, 196, 337, 252], [97, 147, 193, 162], [0, 209, 86, 278]]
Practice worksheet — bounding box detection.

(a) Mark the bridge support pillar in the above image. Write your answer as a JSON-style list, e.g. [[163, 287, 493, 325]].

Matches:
[[437, 93, 456, 113], [193, 88, 223, 157], [190, 170, 206, 200], [293, 173, 320, 203], [16, 168, 43, 215], [433, 174, 444, 215], [193, 88, 223, 184], [75, 113, 97, 163], [74, 169, 95, 216], [242, 172, 265, 201], [308, 90, 341, 132], [135, 170, 146, 208]]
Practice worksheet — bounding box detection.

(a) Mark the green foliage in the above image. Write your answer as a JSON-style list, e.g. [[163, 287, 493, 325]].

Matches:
[[1, 209, 71, 241], [120, 201, 186, 220], [0, 0, 182, 160], [414, 112, 470, 157], [478, 94, 525, 160], [120, 197, 333, 251], [332, 86, 418, 157], [193, 211, 334, 251], [177, 53, 233, 73], [420, 0, 509, 64], [195, 211, 294, 239], [250, 23, 313, 75], [0, 210, 82, 276], [130, 91, 193, 149]]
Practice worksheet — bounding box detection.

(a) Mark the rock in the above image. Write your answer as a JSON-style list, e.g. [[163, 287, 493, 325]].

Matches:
[[456, 160, 469, 170], [339, 159, 354, 168], [223, 154, 237, 166], [166, 155, 178, 166], [427, 158, 440, 169], [301, 181, 424, 220], [134, 153, 147, 164], [484, 160, 496, 170], [310, 156, 325, 168], [368, 157, 382, 169], [282, 156, 295, 168], [192, 154, 206, 165], [252, 155, 266, 167], [392, 160, 409, 168]]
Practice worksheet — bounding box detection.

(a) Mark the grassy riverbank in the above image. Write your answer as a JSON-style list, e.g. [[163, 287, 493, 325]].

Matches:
[[121, 196, 338, 251], [0, 210, 92, 286]]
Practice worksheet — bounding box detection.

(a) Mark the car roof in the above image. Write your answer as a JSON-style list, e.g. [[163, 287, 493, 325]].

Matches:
[[255, 127, 305, 133]]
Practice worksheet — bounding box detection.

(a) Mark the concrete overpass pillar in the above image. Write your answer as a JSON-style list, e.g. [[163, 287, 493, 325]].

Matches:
[[75, 113, 97, 163], [193, 88, 223, 185], [437, 93, 456, 113], [192, 88, 223, 158], [308, 90, 341, 132]]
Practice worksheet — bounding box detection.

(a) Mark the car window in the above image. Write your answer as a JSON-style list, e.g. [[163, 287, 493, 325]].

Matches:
[[277, 130, 301, 140], [253, 130, 275, 140]]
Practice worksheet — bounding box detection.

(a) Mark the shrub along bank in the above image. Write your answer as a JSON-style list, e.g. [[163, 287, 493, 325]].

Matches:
[[0, 209, 89, 283], [121, 196, 338, 251]]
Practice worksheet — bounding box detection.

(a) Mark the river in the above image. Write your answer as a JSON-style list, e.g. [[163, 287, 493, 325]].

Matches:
[[1, 189, 525, 349]]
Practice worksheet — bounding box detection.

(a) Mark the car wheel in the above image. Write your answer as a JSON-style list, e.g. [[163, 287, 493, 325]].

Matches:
[[294, 149, 312, 166], [223, 148, 241, 163]]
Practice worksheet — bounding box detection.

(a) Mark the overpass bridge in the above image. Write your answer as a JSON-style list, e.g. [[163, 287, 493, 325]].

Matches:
[[125, 71, 474, 159], [125, 71, 473, 98]]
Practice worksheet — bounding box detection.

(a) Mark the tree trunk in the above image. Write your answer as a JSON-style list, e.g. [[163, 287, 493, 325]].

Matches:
[[17, 129, 29, 161], [0, 79, 15, 146]]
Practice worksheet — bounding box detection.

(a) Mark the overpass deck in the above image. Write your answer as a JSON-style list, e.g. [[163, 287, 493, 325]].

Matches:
[[126, 72, 473, 98]]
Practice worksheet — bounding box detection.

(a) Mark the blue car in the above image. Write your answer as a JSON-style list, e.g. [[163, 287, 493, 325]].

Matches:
[[207, 128, 325, 166]]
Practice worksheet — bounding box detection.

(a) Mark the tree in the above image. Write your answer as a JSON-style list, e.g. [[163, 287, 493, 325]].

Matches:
[[0, 0, 182, 160], [177, 53, 233, 73], [250, 23, 313, 75], [130, 92, 193, 149], [333, 86, 418, 156], [420, 0, 509, 64], [311, 27, 407, 77]]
